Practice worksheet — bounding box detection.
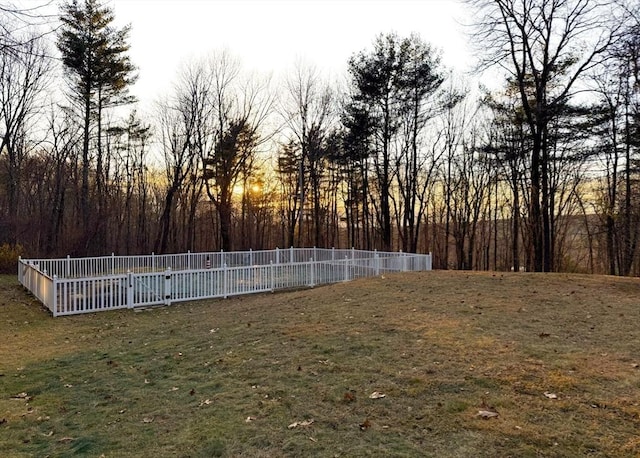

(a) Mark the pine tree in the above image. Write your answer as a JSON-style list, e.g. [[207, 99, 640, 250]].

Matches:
[[57, 0, 136, 253]]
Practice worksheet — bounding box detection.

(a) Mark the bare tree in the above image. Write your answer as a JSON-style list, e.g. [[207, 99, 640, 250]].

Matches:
[[483, 84, 532, 271], [590, 9, 640, 275], [467, 0, 627, 271], [434, 78, 469, 266], [279, 62, 334, 247], [202, 52, 274, 251], [154, 68, 202, 254], [39, 106, 80, 255], [394, 36, 444, 253], [0, 33, 52, 244], [105, 111, 151, 254], [0, 2, 55, 59]]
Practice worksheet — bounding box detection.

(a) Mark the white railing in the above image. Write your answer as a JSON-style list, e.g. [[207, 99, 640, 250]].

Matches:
[[18, 248, 432, 317]]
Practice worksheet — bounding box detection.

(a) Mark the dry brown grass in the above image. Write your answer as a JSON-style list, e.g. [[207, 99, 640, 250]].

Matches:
[[1, 271, 639, 457]]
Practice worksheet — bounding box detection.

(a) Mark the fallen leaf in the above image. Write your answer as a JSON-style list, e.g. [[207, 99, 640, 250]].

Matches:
[[359, 419, 371, 430], [144, 379, 150, 384], [189, 388, 195, 396], [119, 409, 126, 414], [199, 399, 212, 407], [245, 416, 256, 423], [308, 436, 317, 442], [288, 419, 314, 429], [10, 392, 31, 401], [544, 392, 558, 399], [539, 332, 550, 338], [343, 392, 356, 403], [369, 391, 386, 399], [169, 387, 179, 392], [64, 384, 73, 388], [476, 410, 499, 419], [142, 417, 153, 423], [57, 437, 74, 443]]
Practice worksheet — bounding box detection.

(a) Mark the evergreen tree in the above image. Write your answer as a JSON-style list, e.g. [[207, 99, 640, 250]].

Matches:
[[57, 0, 136, 253], [346, 33, 442, 251]]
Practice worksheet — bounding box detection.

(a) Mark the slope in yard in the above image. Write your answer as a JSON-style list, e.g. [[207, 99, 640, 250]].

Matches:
[[1, 272, 639, 457]]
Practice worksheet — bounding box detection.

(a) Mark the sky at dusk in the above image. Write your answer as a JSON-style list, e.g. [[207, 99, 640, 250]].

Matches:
[[103, 0, 473, 108]]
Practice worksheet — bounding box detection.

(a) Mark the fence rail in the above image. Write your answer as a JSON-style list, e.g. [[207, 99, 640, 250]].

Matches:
[[18, 248, 432, 317]]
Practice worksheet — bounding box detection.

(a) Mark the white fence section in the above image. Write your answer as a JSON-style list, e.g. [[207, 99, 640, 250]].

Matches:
[[18, 248, 432, 317]]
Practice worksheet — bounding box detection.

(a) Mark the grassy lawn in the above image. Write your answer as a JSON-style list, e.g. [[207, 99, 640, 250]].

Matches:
[[1, 271, 639, 457]]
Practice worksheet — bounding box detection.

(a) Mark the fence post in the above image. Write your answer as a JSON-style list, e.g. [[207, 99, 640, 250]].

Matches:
[[66, 254, 70, 278], [152, 252, 156, 271], [427, 253, 432, 271], [309, 258, 315, 287], [187, 250, 191, 270], [344, 255, 349, 282], [52, 275, 58, 317], [164, 268, 172, 306], [127, 271, 134, 308], [249, 248, 253, 266], [290, 246, 294, 264], [275, 247, 280, 265], [331, 247, 335, 261], [351, 247, 355, 261], [375, 252, 380, 276], [223, 263, 228, 298], [401, 251, 407, 272], [270, 261, 274, 291]]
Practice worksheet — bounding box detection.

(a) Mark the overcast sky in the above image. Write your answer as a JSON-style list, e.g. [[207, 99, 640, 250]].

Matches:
[[101, 0, 473, 108]]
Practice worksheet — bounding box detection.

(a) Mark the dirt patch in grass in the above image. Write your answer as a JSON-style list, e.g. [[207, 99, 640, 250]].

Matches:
[[1, 271, 639, 457]]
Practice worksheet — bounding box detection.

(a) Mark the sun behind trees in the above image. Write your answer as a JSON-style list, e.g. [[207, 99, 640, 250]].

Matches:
[[0, 0, 638, 275]]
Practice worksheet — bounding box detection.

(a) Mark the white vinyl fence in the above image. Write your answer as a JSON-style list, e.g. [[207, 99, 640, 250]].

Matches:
[[18, 248, 432, 317]]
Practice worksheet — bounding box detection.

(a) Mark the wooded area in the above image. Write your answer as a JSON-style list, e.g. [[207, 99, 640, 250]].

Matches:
[[0, 0, 638, 274]]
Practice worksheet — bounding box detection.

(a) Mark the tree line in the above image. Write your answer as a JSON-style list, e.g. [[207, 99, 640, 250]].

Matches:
[[0, 0, 638, 275]]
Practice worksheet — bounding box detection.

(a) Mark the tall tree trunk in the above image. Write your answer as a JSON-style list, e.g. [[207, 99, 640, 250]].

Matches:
[[155, 188, 177, 254], [81, 87, 91, 247], [512, 164, 520, 272], [530, 131, 543, 272]]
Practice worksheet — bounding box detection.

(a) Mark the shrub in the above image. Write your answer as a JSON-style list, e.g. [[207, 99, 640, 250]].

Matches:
[[0, 243, 24, 274]]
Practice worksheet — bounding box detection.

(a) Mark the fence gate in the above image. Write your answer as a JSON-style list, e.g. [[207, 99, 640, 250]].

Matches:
[[130, 272, 167, 307]]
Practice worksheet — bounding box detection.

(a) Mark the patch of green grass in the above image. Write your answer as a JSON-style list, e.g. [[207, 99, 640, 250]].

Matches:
[[1, 272, 640, 457]]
